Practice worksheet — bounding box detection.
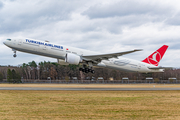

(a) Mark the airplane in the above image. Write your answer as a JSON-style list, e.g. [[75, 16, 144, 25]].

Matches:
[[3, 38, 169, 73]]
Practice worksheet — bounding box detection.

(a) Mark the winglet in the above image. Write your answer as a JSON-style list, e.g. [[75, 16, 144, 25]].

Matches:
[[142, 45, 168, 66]]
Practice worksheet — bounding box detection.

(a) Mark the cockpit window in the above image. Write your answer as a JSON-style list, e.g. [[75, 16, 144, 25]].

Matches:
[[7, 39, 11, 41]]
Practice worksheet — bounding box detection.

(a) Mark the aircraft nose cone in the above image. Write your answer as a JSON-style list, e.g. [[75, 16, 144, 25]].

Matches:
[[3, 41, 6, 45]]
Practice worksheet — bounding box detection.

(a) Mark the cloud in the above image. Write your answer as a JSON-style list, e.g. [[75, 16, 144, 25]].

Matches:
[[81, 0, 175, 34], [82, 0, 173, 19], [165, 12, 180, 26], [0, 2, 3, 9], [0, 0, 86, 34], [0, 0, 180, 67]]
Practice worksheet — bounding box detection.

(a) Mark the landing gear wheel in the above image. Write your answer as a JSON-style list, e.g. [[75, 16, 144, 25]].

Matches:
[[91, 70, 95, 74], [82, 69, 85, 72], [88, 69, 92, 72], [79, 68, 83, 71], [13, 54, 17, 57]]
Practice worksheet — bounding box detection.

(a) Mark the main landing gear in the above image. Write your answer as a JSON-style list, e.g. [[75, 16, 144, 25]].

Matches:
[[13, 49, 17, 58], [79, 64, 95, 74], [79, 67, 95, 74]]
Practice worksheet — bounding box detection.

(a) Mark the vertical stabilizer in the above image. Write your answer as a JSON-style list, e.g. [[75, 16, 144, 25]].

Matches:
[[142, 45, 168, 66]]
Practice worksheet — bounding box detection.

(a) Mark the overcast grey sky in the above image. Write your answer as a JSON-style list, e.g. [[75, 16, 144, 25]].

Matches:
[[0, 0, 180, 67]]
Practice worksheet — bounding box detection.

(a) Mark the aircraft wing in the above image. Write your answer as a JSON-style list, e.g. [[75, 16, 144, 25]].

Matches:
[[82, 49, 142, 63]]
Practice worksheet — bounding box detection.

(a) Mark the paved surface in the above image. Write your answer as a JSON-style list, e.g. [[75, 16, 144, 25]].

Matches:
[[1, 87, 180, 91]]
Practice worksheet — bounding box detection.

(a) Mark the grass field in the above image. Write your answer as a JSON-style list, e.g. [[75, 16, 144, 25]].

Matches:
[[0, 90, 180, 120]]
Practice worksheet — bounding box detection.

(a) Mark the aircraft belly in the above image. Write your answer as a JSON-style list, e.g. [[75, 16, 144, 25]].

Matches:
[[102, 61, 135, 72], [106, 64, 135, 72], [9, 46, 65, 59]]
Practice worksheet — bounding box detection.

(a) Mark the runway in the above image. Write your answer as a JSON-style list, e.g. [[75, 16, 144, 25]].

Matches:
[[1, 87, 180, 91]]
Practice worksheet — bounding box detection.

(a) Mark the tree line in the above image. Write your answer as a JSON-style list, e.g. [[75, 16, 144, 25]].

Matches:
[[0, 61, 180, 82]]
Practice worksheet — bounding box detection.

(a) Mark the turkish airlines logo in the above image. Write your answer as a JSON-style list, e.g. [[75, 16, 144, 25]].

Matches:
[[147, 51, 161, 66]]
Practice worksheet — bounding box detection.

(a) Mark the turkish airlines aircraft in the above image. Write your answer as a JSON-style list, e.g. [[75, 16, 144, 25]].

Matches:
[[3, 38, 169, 73]]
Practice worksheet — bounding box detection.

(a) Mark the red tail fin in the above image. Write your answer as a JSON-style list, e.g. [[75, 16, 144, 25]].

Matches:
[[142, 45, 168, 66]]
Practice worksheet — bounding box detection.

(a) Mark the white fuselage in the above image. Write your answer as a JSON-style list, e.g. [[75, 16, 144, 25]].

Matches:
[[3, 38, 164, 73]]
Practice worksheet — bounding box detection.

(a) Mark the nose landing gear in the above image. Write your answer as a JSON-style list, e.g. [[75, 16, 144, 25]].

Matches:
[[12, 49, 17, 58]]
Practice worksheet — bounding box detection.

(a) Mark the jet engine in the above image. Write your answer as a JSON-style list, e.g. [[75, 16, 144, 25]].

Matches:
[[65, 53, 82, 65]]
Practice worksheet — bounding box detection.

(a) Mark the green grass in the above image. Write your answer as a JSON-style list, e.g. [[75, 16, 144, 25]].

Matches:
[[0, 91, 180, 120]]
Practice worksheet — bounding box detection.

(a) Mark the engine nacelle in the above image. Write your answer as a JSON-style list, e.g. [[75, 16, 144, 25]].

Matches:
[[57, 59, 69, 65], [65, 53, 82, 65]]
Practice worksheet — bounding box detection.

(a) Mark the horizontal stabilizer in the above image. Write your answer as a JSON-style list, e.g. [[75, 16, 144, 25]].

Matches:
[[148, 66, 173, 70]]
